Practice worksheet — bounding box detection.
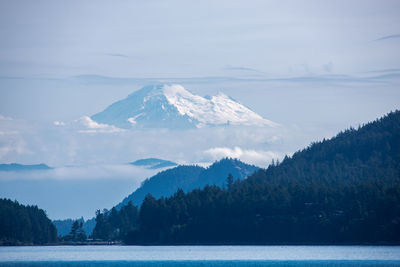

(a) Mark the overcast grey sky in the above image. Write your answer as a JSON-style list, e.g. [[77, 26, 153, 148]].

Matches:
[[1, 0, 400, 78], [0, 0, 399, 219], [0, 0, 399, 127]]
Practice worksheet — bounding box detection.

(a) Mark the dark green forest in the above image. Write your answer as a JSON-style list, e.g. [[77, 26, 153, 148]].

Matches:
[[93, 111, 400, 244], [92, 202, 139, 241], [93, 159, 258, 240], [0, 199, 57, 245]]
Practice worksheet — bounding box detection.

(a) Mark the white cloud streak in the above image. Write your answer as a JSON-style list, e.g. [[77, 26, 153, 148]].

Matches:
[[204, 146, 283, 167], [53, 121, 65, 126], [77, 116, 124, 133], [0, 164, 157, 181]]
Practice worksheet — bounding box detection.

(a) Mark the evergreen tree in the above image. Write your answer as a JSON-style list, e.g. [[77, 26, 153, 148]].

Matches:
[[0, 199, 57, 245], [226, 173, 234, 190]]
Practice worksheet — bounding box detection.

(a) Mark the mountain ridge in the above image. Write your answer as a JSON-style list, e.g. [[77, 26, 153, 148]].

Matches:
[[0, 163, 52, 172], [116, 158, 259, 209], [129, 158, 177, 169]]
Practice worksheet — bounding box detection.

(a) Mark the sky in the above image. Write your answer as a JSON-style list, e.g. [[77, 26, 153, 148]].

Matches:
[[0, 0, 399, 219]]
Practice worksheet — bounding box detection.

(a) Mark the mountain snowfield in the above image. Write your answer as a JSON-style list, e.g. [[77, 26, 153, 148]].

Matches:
[[91, 84, 277, 129]]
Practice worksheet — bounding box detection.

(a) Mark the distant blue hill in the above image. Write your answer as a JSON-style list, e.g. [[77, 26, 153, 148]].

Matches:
[[116, 158, 259, 209], [0, 163, 52, 171], [130, 158, 177, 169]]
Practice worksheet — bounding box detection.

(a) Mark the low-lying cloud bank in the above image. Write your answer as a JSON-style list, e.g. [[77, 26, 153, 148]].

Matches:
[[0, 112, 333, 170], [0, 164, 162, 219], [0, 164, 157, 181]]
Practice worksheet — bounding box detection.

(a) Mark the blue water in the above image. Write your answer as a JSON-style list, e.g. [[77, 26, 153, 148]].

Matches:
[[1, 260, 400, 266], [0, 246, 399, 266]]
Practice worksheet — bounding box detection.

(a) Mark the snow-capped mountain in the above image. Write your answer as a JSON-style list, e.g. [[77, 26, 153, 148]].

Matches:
[[91, 84, 277, 129]]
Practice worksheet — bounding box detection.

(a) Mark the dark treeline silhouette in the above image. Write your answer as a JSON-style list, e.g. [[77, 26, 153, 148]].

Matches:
[[0, 199, 57, 245], [94, 111, 400, 244], [92, 202, 139, 241], [59, 220, 87, 242]]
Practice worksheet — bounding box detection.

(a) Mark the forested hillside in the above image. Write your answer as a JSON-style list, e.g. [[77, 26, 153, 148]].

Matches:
[[91, 111, 400, 244], [93, 158, 258, 240], [117, 158, 258, 208], [0, 199, 57, 245], [121, 111, 399, 244]]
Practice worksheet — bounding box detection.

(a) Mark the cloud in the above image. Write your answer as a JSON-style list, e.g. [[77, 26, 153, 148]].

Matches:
[[77, 116, 124, 133], [0, 164, 163, 219], [0, 164, 157, 181], [0, 117, 33, 159], [0, 131, 18, 135], [364, 68, 400, 74], [0, 139, 32, 158], [0, 116, 32, 159], [0, 114, 12, 121], [204, 146, 283, 167], [0, 146, 11, 158], [0, 111, 316, 171], [373, 34, 400, 42], [322, 62, 333, 73], [0, 118, 294, 167], [53, 121, 65, 126]]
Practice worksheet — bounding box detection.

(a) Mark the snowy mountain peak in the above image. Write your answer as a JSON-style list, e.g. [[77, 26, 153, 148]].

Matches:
[[91, 84, 277, 129]]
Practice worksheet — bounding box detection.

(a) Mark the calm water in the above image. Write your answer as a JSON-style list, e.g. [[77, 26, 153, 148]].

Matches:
[[0, 245, 399, 266]]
